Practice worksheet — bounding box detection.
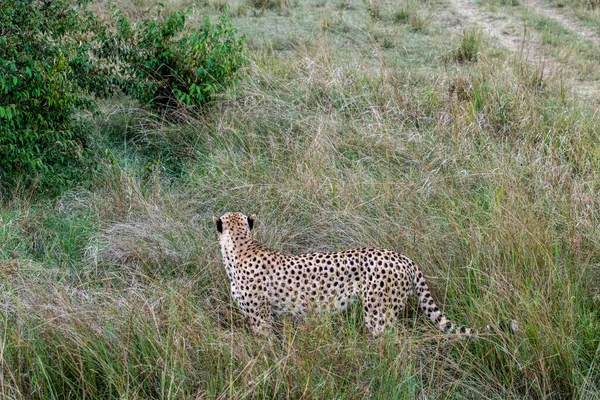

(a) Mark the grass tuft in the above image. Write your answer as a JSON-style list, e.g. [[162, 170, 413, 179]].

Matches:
[[246, 0, 280, 11], [366, 0, 381, 21], [455, 27, 483, 62], [393, 0, 430, 32]]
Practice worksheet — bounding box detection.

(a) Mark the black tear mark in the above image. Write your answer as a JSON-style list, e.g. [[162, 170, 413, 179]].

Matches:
[[216, 218, 223, 233]]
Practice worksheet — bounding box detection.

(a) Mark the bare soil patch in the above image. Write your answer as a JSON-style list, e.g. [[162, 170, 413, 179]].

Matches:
[[447, 0, 600, 100]]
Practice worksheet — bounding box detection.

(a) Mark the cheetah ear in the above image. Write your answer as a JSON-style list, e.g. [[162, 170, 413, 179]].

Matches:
[[248, 214, 256, 230], [213, 216, 223, 233]]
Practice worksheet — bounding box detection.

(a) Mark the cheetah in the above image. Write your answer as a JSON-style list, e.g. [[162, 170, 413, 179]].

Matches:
[[214, 212, 517, 337]]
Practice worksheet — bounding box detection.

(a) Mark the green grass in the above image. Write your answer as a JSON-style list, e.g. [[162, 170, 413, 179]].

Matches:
[[527, 13, 600, 80], [530, 14, 600, 54], [455, 28, 484, 62], [551, 0, 600, 33], [2, 0, 600, 398]]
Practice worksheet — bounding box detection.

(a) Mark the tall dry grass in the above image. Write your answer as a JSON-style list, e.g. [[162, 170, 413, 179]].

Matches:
[[1, 0, 600, 398]]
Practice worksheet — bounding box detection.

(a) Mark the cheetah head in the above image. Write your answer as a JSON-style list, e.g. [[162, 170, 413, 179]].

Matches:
[[213, 212, 255, 242]]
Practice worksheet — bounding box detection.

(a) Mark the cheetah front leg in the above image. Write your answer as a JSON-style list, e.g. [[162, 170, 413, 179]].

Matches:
[[364, 293, 389, 337], [238, 295, 272, 335]]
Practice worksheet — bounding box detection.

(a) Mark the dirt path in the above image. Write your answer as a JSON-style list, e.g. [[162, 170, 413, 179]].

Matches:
[[526, 0, 600, 44], [449, 0, 554, 62], [447, 0, 600, 101]]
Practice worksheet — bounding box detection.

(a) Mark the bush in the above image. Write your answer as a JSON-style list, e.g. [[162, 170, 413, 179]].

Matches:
[[0, 0, 110, 190], [107, 6, 246, 110], [0, 1, 245, 193]]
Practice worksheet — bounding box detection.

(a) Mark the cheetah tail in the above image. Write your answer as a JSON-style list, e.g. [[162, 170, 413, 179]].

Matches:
[[410, 265, 518, 336]]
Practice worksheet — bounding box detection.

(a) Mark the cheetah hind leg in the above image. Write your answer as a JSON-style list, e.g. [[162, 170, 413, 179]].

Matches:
[[364, 294, 404, 338]]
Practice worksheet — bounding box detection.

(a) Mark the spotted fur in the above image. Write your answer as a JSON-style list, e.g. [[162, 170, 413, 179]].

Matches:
[[214, 212, 516, 336]]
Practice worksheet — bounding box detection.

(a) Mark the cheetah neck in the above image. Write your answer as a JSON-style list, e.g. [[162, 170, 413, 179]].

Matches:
[[219, 231, 261, 268]]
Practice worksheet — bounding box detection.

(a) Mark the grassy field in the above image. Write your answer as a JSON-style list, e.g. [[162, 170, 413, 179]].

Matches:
[[2, 0, 600, 398]]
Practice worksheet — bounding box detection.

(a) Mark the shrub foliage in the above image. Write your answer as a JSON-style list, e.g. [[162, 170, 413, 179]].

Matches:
[[0, 0, 103, 185], [0, 0, 245, 191], [107, 6, 245, 109]]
